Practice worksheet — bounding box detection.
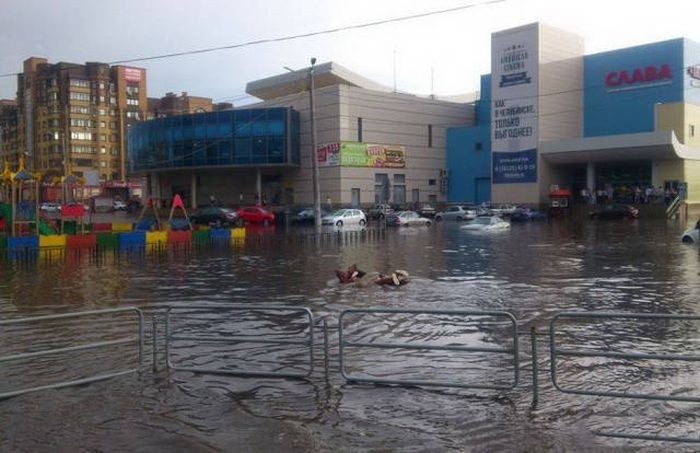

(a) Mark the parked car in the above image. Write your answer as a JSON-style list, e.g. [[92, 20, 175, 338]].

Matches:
[[418, 203, 436, 217], [589, 204, 638, 220], [368, 204, 395, 219], [236, 206, 275, 225], [40, 202, 61, 213], [321, 208, 367, 227], [510, 207, 548, 222], [191, 206, 242, 227], [488, 204, 518, 217], [386, 210, 432, 227], [113, 200, 127, 211], [435, 205, 477, 221], [292, 207, 330, 224], [58, 203, 91, 214]]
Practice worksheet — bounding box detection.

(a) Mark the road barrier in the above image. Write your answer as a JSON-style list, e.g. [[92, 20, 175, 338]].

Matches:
[[0, 307, 144, 400], [339, 308, 519, 390]]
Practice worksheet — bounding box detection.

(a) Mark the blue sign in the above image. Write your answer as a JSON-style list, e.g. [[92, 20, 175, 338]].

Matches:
[[492, 149, 537, 184], [499, 72, 531, 87]]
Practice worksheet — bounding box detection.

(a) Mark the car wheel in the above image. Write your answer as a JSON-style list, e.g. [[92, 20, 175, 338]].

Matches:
[[359, 219, 366, 226], [682, 235, 694, 244], [336, 220, 343, 227], [435, 216, 442, 222], [456, 216, 463, 221], [425, 221, 432, 226]]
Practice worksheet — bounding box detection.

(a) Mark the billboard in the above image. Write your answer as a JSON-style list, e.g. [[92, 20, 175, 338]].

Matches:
[[317, 142, 405, 168], [491, 26, 538, 183], [124, 67, 142, 82]]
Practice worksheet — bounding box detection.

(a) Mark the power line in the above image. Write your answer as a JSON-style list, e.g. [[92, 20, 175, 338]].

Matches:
[[0, 0, 506, 79]]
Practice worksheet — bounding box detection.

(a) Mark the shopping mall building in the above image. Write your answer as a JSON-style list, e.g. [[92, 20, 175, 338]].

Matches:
[[128, 62, 472, 208], [447, 23, 700, 206]]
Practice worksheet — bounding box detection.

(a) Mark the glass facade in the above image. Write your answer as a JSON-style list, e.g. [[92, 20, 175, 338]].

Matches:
[[128, 107, 300, 172]]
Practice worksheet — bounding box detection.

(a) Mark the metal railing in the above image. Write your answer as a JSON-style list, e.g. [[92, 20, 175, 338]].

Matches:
[[0, 307, 144, 400], [550, 311, 700, 443], [339, 308, 519, 390], [165, 305, 319, 379], [666, 195, 682, 218]]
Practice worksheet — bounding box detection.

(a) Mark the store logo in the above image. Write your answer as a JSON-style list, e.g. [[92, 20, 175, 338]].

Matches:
[[605, 64, 672, 90], [688, 65, 700, 87]]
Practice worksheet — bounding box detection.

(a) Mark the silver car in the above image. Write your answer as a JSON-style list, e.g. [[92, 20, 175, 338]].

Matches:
[[435, 205, 477, 221]]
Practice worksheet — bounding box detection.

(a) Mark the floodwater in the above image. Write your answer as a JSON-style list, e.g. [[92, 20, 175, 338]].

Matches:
[[1, 217, 699, 452]]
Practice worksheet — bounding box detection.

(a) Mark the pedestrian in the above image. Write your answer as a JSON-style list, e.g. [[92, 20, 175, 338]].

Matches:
[[326, 195, 332, 211]]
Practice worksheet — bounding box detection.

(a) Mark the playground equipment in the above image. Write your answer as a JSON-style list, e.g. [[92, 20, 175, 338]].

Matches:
[[10, 157, 40, 236], [135, 197, 163, 231], [167, 194, 192, 231]]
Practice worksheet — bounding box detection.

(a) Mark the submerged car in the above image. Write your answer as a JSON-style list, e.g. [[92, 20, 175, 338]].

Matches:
[[386, 210, 432, 226], [681, 225, 699, 244], [435, 205, 477, 221], [510, 207, 548, 222], [461, 215, 510, 231], [589, 204, 638, 220], [321, 209, 367, 227]]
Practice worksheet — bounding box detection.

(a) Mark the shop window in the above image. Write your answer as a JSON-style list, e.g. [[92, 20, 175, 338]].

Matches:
[[358, 117, 363, 142]]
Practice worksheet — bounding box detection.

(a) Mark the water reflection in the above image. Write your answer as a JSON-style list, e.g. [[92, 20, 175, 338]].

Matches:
[[0, 218, 699, 450]]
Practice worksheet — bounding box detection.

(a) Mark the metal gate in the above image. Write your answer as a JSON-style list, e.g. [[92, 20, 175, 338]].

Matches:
[[0, 307, 144, 400], [165, 305, 318, 379], [339, 308, 519, 390], [550, 311, 700, 443]]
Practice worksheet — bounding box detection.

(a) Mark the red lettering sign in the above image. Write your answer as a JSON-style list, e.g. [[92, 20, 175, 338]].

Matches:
[[605, 64, 672, 87]]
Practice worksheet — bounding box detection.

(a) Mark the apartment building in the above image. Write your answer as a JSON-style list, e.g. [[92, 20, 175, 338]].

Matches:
[[147, 91, 233, 119], [0, 100, 19, 164], [14, 57, 147, 183]]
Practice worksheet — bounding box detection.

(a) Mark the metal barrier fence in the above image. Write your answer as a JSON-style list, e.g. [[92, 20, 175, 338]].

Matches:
[[165, 305, 319, 379], [550, 311, 700, 443], [0, 307, 144, 400], [339, 308, 519, 390]]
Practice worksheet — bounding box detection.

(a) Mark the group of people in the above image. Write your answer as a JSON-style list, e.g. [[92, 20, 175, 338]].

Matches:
[[580, 185, 679, 205], [335, 264, 409, 287]]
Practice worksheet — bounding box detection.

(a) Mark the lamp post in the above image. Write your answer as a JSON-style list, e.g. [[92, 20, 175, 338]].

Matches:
[[308, 57, 322, 230]]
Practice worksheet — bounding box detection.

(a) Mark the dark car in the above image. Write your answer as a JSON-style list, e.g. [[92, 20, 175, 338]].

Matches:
[[191, 206, 242, 227], [292, 207, 330, 224], [590, 204, 639, 220], [510, 207, 547, 222], [236, 206, 275, 225]]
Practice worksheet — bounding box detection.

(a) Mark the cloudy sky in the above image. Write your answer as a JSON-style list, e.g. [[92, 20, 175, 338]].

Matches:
[[1, 0, 699, 104]]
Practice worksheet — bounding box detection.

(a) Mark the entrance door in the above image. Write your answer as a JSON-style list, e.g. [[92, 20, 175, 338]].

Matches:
[[475, 177, 491, 204], [351, 188, 360, 207]]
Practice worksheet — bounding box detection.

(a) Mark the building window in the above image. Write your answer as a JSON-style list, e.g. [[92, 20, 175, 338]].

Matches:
[[100, 121, 106, 128], [428, 124, 433, 148], [69, 91, 90, 101], [428, 179, 436, 186], [691, 125, 696, 138], [475, 142, 483, 151], [358, 117, 363, 142], [69, 79, 89, 88], [126, 111, 140, 119], [100, 161, 107, 168], [126, 98, 139, 106], [394, 174, 405, 184], [100, 134, 107, 142], [100, 147, 106, 154]]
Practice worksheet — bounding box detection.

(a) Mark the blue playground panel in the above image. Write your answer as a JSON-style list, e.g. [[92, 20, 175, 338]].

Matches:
[[118, 231, 146, 251], [7, 235, 39, 260], [209, 228, 231, 240]]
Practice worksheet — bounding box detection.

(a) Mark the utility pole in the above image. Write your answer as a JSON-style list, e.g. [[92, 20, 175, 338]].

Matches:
[[308, 57, 322, 230]]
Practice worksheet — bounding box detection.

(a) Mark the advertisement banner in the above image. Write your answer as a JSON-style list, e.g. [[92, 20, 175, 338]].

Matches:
[[317, 142, 340, 167], [491, 26, 538, 183], [317, 142, 406, 168], [492, 149, 537, 183], [124, 67, 142, 82]]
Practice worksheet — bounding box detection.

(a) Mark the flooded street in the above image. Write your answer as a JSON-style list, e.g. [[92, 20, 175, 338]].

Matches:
[[1, 217, 699, 452]]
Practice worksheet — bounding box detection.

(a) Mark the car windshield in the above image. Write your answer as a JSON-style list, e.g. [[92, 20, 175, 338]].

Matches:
[[474, 217, 491, 225], [331, 210, 347, 216]]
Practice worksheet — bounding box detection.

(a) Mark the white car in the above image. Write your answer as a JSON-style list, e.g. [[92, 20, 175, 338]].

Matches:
[[488, 204, 518, 216], [321, 209, 367, 227], [435, 205, 478, 221], [681, 226, 699, 244], [386, 210, 432, 226], [461, 216, 510, 231], [39, 202, 61, 213]]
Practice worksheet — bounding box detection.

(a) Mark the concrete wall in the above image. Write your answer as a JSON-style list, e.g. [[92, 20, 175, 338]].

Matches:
[[256, 84, 472, 207]]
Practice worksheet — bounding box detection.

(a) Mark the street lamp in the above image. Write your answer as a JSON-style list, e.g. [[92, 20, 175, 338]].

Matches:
[[308, 57, 322, 230]]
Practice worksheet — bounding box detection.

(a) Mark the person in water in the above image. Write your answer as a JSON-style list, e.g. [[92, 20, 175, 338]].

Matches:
[[335, 264, 409, 286]]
